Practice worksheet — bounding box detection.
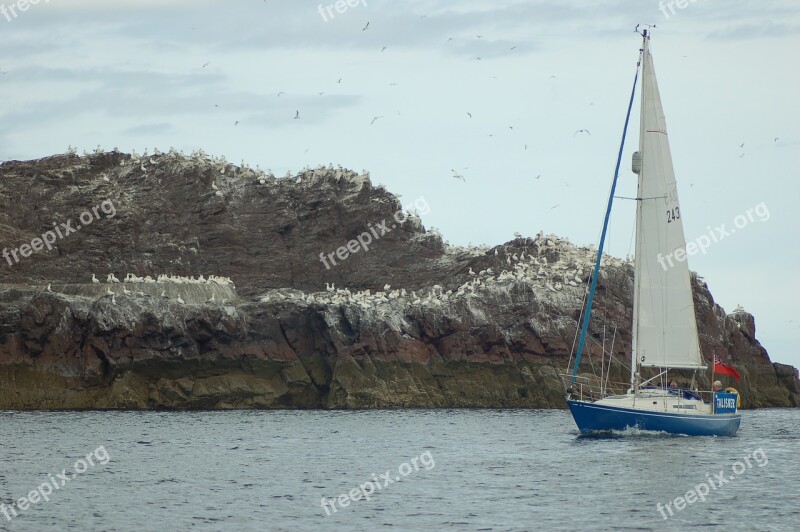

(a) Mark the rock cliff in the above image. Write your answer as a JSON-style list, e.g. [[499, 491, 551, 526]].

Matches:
[[0, 151, 796, 409]]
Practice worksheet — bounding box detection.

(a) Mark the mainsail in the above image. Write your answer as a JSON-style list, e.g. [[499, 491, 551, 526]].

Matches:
[[632, 35, 705, 370]]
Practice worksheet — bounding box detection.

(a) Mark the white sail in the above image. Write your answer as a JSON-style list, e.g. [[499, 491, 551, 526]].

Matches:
[[632, 35, 705, 370]]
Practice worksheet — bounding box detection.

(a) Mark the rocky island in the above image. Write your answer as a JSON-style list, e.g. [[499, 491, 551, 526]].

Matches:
[[0, 150, 797, 409]]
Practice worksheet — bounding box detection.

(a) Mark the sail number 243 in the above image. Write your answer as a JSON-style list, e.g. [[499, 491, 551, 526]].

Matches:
[[666, 207, 680, 224]]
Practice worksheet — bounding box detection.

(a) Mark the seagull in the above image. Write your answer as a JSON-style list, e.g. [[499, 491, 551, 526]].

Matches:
[[277, 91, 285, 96], [46, 284, 52, 292], [91, 274, 100, 284], [574, 129, 591, 137], [467, 112, 472, 118], [362, 21, 370, 31], [234, 120, 239, 126], [206, 294, 216, 304], [774, 137, 780, 142], [294, 110, 300, 119], [105, 288, 115, 296], [176, 296, 185, 305], [337, 78, 342, 83], [738, 143, 745, 148], [381, 46, 387, 52], [370, 116, 383, 125]]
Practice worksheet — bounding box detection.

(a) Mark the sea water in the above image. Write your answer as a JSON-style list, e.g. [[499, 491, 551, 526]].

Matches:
[[1, 408, 797, 531]]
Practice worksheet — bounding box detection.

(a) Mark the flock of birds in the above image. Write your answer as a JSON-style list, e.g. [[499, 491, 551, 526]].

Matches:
[[262, 233, 631, 323], [87, 273, 235, 306], [74, 146, 380, 198]]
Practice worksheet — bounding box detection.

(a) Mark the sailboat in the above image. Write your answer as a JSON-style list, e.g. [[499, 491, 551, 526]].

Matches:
[[563, 29, 741, 437]]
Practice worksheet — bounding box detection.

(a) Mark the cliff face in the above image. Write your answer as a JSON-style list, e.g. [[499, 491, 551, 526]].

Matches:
[[0, 151, 797, 409]]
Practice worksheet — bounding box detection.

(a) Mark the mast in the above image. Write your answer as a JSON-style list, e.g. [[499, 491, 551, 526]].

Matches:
[[630, 29, 648, 390], [568, 40, 643, 389]]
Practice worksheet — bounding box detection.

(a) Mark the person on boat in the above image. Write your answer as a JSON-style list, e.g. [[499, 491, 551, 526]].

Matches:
[[668, 380, 678, 388], [712, 380, 723, 392]]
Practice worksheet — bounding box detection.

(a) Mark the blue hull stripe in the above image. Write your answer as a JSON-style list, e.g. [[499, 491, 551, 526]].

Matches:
[[567, 399, 741, 436]]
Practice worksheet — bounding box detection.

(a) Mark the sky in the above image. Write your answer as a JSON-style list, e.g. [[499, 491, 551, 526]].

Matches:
[[0, 0, 798, 369]]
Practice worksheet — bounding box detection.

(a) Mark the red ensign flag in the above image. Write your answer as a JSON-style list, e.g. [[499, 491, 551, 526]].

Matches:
[[714, 356, 742, 382]]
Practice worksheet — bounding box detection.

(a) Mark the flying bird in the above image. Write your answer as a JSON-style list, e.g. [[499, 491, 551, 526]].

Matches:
[[294, 110, 300, 119], [467, 112, 472, 118], [381, 46, 387, 52], [202, 62, 210, 68], [738, 143, 745, 148], [362, 21, 370, 31], [370, 116, 383, 125], [573, 129, 591, 136], [452, 170, 465, 181], [277, 91, 285, 96]]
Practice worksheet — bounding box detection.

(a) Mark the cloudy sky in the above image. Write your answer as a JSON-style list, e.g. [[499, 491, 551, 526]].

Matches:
[[1, 0, 798, 369]]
